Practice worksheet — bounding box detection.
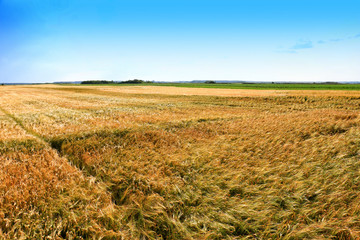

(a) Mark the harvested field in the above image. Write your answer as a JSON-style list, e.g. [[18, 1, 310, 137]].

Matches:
[[1, 84, 360, 239]]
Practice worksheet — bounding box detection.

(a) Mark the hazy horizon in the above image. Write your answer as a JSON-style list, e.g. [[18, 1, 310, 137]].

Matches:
[[1, 0, 359, 83]]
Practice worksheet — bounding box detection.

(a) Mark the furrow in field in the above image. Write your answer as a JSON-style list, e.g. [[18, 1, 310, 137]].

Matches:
[[0, 96, 127, 239]]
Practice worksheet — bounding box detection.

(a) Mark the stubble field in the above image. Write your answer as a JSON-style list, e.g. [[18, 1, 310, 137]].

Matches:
[[1, 84, 360, 239]]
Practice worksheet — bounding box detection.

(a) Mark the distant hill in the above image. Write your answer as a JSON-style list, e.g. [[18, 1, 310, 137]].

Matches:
[[29, 80, 360, 85]]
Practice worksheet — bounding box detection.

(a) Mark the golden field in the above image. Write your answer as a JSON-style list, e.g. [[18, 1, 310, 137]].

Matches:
[[1, 84, 360, 239]]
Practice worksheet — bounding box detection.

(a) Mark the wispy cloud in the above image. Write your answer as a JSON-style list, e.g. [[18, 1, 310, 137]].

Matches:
[[277, 40, 313, 53], [347, 33, 360, 39], [280, 33, 360, 54], [290, 41, 313, 50]]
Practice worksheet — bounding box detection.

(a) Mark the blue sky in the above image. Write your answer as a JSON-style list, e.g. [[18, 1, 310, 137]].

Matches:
[[0, 0, 359, 83]]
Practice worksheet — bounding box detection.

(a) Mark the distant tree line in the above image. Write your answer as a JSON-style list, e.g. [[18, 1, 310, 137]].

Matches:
[[204, 81, 216, 84], [81, 79, 153, 84], [120, 79, 145, 84], [81, 80, 114, 84]]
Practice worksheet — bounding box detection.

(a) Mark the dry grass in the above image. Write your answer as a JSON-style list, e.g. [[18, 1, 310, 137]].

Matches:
[[1, 84, 360, 239]]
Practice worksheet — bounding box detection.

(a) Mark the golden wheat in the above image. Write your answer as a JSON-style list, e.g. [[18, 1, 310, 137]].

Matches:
[[1, 84, 360, 239]]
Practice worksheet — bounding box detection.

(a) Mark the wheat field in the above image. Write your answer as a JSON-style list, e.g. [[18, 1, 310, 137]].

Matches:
[[1, 84, 360, 239]]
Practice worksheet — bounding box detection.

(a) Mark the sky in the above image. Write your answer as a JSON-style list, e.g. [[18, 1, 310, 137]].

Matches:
[[0, 0, 359, 83]]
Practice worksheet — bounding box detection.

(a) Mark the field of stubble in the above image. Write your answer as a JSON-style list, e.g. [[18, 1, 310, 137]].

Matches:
[[1, 84, 360, 239]]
